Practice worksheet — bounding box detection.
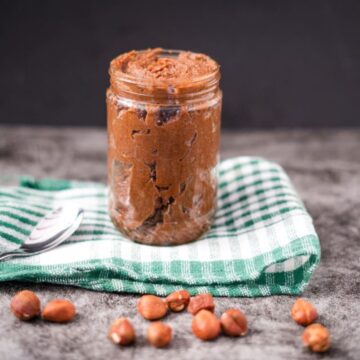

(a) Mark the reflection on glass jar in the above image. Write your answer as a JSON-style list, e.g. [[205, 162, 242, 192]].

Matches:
[[107, 49, 222, 245]]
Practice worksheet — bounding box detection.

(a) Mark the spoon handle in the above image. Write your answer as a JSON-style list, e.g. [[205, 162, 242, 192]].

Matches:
[[0, 250, 27, 261]]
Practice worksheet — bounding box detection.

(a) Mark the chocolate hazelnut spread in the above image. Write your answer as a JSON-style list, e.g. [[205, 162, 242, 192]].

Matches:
[[107, 48, 222, 245]]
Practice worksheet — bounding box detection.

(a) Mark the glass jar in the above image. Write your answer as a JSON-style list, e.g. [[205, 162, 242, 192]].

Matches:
[[107, 49, 222, 245]]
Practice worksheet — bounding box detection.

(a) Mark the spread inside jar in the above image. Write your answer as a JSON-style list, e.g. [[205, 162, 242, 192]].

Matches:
[[107, 49, 222, 245], [111, 48, 218, 84]]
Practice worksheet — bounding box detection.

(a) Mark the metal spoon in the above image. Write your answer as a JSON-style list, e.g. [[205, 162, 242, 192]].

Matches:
[[0, 205, 84, 261]]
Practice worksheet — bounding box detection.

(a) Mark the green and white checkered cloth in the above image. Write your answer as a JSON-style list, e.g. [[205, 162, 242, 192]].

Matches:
[[0, 157, 320, 297]]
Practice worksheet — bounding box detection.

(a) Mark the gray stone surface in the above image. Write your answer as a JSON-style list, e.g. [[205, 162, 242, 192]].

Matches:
[[0, 126, 359, 360]]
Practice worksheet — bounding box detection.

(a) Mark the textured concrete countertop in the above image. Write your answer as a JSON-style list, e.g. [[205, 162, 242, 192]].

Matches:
[[0, 126, 359, 360]]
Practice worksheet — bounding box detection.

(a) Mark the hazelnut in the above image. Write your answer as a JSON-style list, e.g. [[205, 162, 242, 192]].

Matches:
[[147, 322, 172, 348], [10, 290, 41, 321], [302, 323, 330, 353], [42, 299, 76, 323], [165, 290, 190, 312], [220, 308, 248, 336], [192, 309, 221, 341], [137, 295, 167, 320], [291, 298, 318, 326], [188, 293, 215, 315], [108, 317, 135, 345]]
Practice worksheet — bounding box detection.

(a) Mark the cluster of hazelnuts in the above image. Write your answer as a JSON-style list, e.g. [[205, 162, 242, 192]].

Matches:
[[10, 290, 76, 323], [109, 290, 248, 348], [9, 289, 330, 353], [291, 298, 331, 353], [110, 292, 331, 352]]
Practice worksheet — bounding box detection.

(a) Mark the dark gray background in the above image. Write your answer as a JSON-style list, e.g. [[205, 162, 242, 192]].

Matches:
[[1, 0, 359, 129]]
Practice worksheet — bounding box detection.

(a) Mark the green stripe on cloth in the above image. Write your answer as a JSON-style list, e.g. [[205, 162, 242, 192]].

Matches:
[[0, 157, 320, 297]]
